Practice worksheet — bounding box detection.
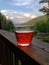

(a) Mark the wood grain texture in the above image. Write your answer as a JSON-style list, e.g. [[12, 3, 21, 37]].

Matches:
[[0, 30, 49, 65]]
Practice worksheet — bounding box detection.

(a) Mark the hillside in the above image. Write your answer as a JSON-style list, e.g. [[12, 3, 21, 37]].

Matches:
[[22, 15, 47, 25]]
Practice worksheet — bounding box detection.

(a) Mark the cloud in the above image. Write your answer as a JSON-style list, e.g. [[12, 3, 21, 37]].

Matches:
[[9, 0, 41, 13], [0, 10, 37, 24], [12, 2, 29, 6], [23, 13, 30, 17], [10, 0, 34, 7], [1, 10, 37, 18], [0, 10, 7, 13], [23, 13, 37, 19], [0, 10, 7, 14], [43, 3, 49, 8]]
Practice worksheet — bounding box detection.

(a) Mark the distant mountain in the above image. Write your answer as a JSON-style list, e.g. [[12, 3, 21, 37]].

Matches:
[[23, 15, 47, 25]]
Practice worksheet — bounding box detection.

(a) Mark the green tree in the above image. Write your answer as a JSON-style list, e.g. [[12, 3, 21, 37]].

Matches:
[[34, 21, 47, 33], [39, 0, 49, 19], [0, 13, 2, 29], [6, 19, 14, 32], [0, 12, 7, 29], [0, 13, 14, 32], [39, 0, 49, 33], [39, 0, 49, 14]]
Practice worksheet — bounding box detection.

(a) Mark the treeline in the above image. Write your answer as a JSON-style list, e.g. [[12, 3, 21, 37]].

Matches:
[[34, 0, 49, 33], [0, 13, 14, 32], [34, 15, 49, 33]]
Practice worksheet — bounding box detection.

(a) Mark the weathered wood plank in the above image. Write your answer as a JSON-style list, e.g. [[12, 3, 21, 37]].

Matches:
[[0, 30, 49, 65]]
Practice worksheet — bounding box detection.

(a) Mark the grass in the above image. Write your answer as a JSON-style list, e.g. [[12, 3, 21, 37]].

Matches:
[[40, 36, 49, 43], [36, 35, 49, 43]]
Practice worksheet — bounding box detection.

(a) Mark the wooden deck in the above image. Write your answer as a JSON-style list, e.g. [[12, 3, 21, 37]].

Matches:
[[0, 30, 49, 65]]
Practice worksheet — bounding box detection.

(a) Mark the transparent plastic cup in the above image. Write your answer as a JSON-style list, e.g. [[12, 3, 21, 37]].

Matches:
[[14, 25, 34, 46]]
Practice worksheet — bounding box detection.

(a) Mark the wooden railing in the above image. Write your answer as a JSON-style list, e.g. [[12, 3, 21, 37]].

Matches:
[[0, 30, 49, 65]]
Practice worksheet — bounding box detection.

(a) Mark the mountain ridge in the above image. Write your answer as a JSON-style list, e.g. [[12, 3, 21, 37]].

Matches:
[[22, 15, 47, 25]]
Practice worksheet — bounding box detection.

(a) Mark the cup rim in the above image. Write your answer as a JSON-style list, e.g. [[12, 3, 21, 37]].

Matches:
[[14, 25, 34, 27]]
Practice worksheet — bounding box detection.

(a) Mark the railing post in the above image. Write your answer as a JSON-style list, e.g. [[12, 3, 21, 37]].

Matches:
[[0, 39, 7, 65], [0, 39, 2, 64], [14, 54, 19, 65]]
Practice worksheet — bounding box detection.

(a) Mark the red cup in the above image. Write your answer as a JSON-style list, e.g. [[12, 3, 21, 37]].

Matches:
[[14, 25, 34, 46]]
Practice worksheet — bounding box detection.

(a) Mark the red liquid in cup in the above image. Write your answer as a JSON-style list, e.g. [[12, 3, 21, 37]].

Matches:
[[15, 31, 34, 46]]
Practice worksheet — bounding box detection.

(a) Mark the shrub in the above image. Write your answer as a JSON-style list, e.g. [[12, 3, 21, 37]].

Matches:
[[0, 13, 14, 32], [34, 20, 48, 33], [41, 36, 49, 43], [34, 15, 49, 33], [6, 20, 14, 32], [46, 18, 49, 33]]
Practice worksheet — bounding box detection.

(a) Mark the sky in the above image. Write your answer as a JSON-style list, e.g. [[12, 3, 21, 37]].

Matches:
[[0, 0, 44, 24], [0, 0, 43, 16]]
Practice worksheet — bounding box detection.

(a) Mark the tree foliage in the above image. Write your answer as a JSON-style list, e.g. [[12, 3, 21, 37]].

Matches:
[[39, 7, 49, 15], [6, 19, 14, 32], [34, 19, 49, 33], [39, 0, 49, 15], [39, 0, 49, 3], [34, 21, 47, 33], [0, 12, 14, 32], [38, 0, 49, 33], [0, 13, 7, 29]]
